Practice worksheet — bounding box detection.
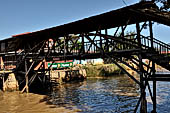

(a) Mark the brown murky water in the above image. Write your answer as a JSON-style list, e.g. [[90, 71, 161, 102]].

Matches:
[[0, 91, 79, 113]]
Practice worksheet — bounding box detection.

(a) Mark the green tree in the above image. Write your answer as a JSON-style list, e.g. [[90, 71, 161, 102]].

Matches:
[[154, 0, 170, 11]]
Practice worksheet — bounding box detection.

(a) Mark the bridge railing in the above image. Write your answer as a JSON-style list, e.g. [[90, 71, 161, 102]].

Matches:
[[52, 34, 170, 56], [140, 35, 170, 55], [54, 34, 140, 55], [67, 36, 138, 55]]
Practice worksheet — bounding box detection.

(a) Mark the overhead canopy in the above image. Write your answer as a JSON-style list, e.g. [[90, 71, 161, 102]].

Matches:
[[1, 1, 170, 52]]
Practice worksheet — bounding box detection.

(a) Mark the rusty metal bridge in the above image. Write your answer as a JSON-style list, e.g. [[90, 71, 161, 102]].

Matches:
[[1, 1, 170, 113]]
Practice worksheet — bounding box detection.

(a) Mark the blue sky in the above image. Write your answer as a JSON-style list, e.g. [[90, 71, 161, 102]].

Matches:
[[0, 0, 169, 42]]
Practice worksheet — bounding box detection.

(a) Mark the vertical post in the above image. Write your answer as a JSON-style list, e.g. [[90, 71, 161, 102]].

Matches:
[[150, 21, 157, 113], [149, 21, 154, 49], [48, 39, 50, 52], [121, 26, 125, 49], [2, 74, 5, 91], [105, 29, 109, 52], [136, 22, 147, 113], [136, 23, 141, 47], [121, 26, 125, 38], [25, 60, 29, 93], [2, 56, 5, 91], [53, 39, 56, 53], [99, 30, 105, 57], [64, 36, 66, 61], [63, 36, 68, 60], [152, 80, 157, 113], [82, 35, 85, 54], [66, 36, 69, 54], [2, 63, 5, 91], [99, 30, 102, 49]]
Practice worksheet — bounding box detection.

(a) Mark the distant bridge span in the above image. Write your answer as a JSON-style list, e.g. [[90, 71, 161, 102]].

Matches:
[[1, 1, 170, 113]]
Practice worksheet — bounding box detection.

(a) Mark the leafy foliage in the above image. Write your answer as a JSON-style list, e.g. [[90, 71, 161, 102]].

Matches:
[[155, 0, 170, 11]]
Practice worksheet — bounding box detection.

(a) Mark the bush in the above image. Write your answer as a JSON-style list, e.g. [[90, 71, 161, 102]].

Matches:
[[83, 64, 124, 77]]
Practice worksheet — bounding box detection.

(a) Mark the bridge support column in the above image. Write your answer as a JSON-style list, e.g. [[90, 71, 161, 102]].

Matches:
[[149, 20, 157, 113], [152, 80, 157, 113], [139, 55, 147, 113], [136, 22, 147, 113], [151, 62, 157, 113], [81, 34, 85, 54]]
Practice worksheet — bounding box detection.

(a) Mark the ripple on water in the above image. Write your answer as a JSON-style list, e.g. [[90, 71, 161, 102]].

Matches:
[[0, 91, 79, 113], [1, 74, 170, 113], [48, 75, 140, 113]]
